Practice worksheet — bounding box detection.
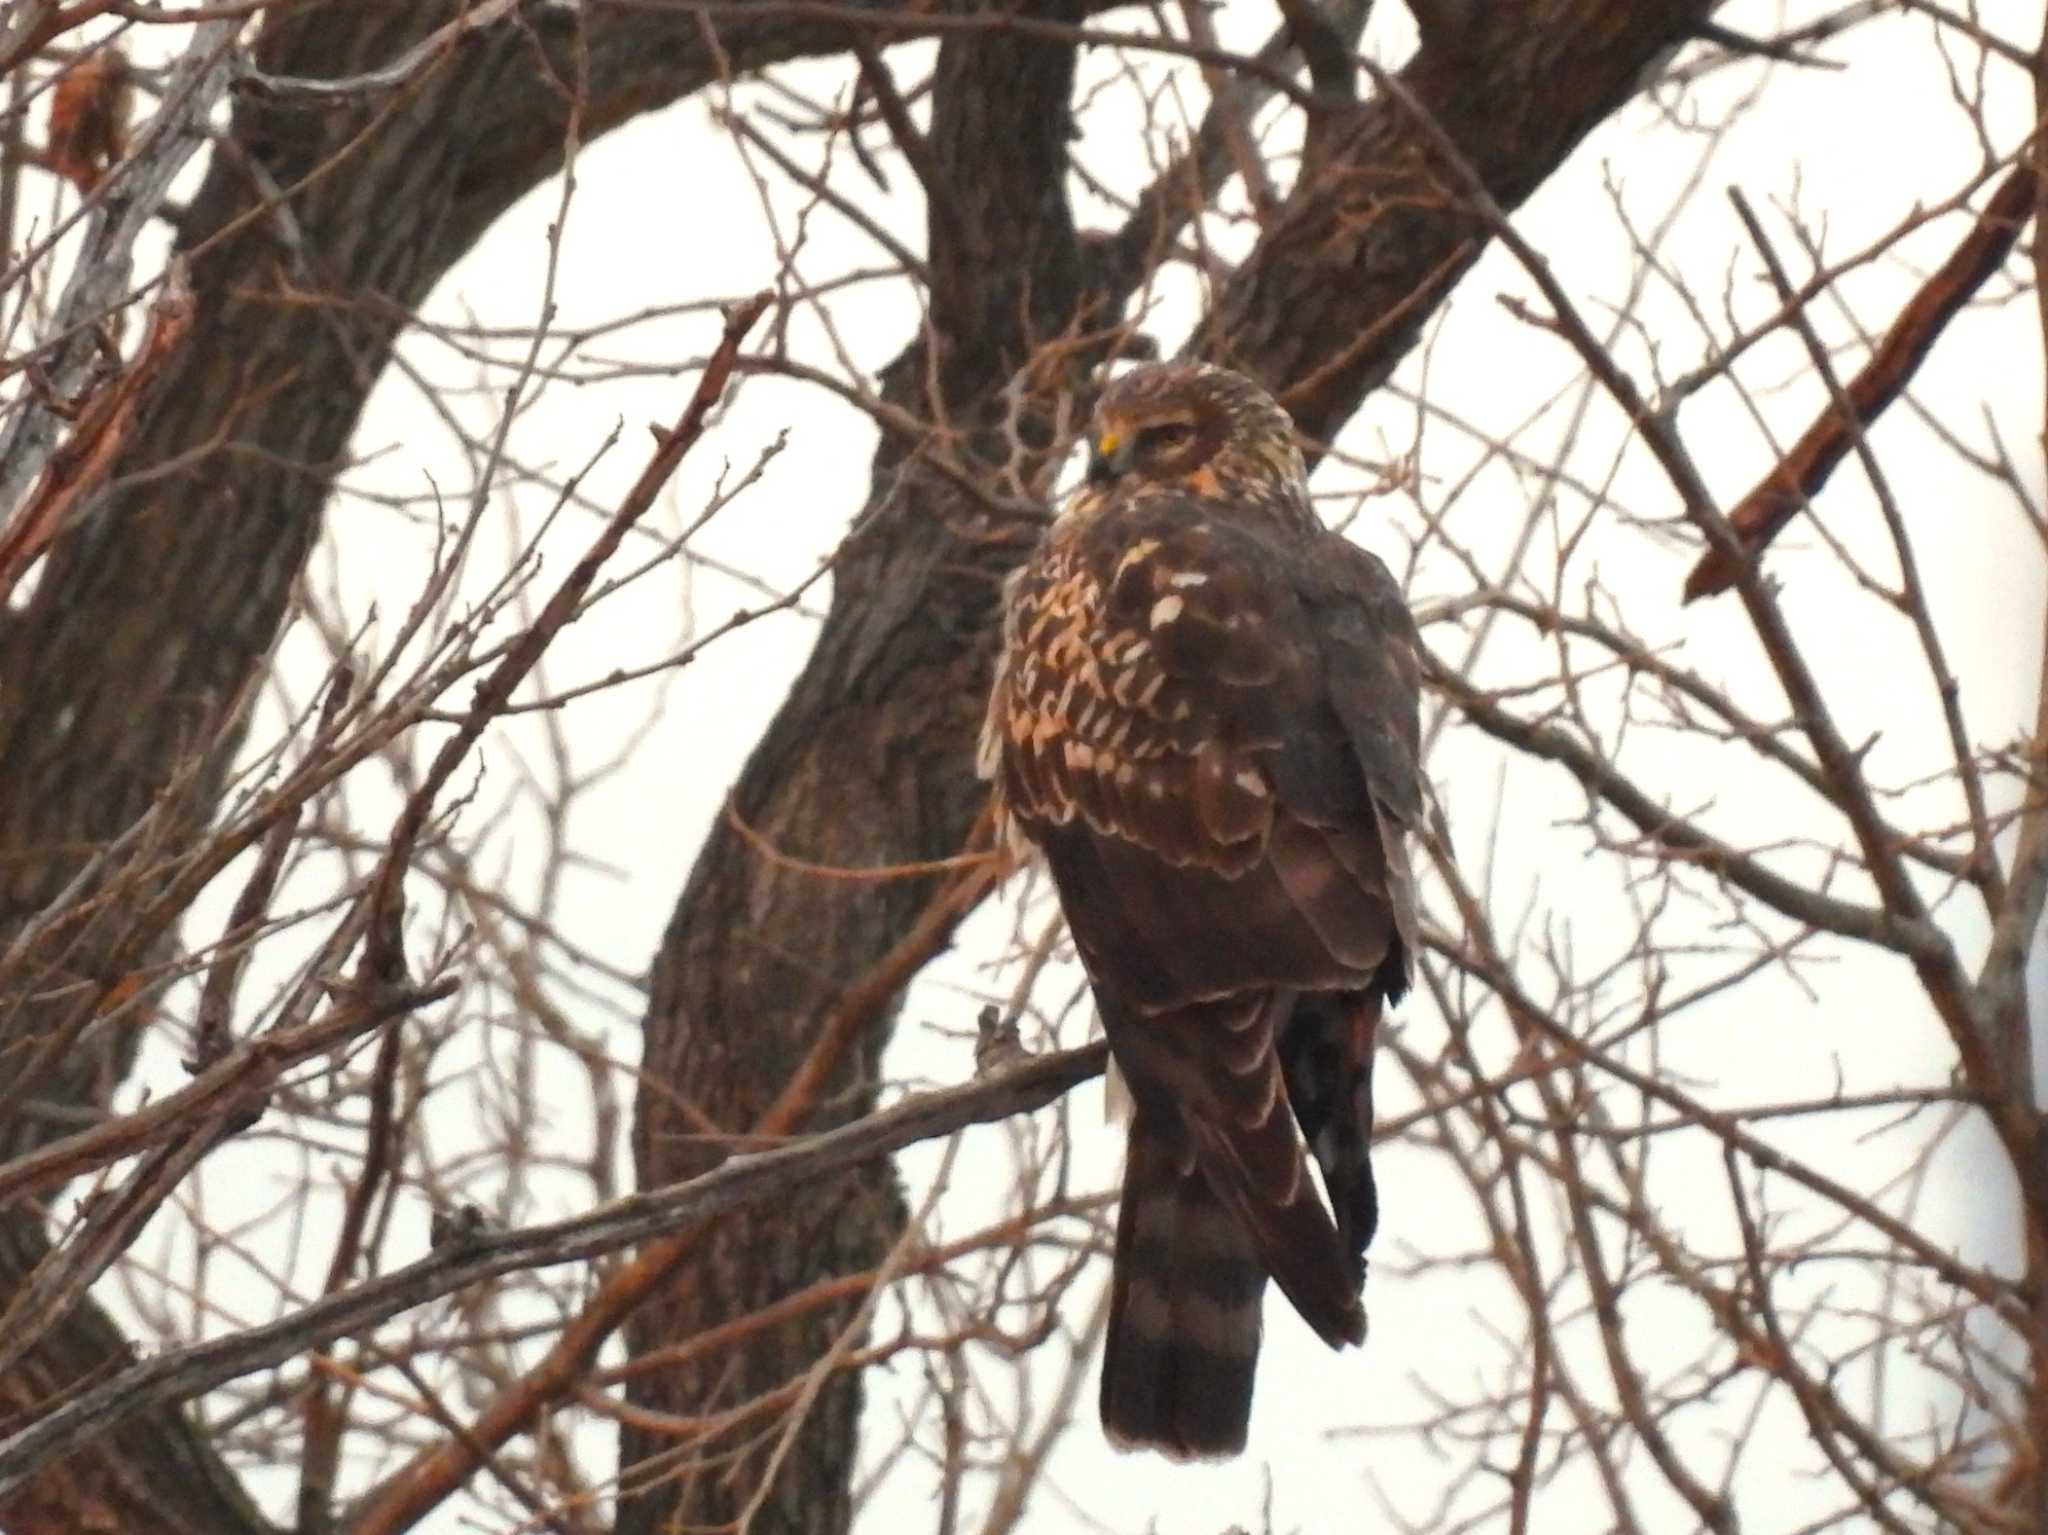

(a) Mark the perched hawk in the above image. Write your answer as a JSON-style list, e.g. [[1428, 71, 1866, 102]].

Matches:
[[979, 362, 1423, 1458]]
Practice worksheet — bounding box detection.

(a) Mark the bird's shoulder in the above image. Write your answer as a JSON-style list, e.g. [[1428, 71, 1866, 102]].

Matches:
[[983, 494, 1331, 865], [1293, 533, 1424, 827]]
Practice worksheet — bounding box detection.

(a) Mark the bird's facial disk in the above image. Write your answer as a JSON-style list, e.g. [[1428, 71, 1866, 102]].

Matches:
[[1086, 412, 1207, 488]]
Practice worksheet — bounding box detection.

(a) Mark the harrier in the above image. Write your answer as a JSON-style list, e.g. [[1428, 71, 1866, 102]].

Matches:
[[979, 361, 1422, 1458]]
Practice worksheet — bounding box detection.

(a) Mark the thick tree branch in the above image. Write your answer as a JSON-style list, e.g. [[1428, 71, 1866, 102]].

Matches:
[[1367, 42, 2022, 1195], [0, 21, 230, 516], [613, 7, 1095, 1517], [0, 6, 1108, 1531], [358, 853, 1001, 1535], [0, 2, 1755, 1529], [0, 1042, 1110, 1500], [1206, 0, 1725, 440], [1683, 160, 2037, 602]]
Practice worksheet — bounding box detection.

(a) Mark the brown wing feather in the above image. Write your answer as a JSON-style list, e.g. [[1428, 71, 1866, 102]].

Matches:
[[985, 507, 1313, 866], [982, 423, 1422, 1460]]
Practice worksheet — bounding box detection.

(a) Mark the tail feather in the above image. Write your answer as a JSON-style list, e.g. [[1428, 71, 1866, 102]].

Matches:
[[1279, 990, 1383, 1279], [1098, 987, 1376, 1457], [1101, 1118, 1266, 1458], [1110, 992, 1368, 1350], [1194, 1128, 1366, 1350]]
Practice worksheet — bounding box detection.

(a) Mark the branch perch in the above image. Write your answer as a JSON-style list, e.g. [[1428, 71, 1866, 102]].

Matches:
[[0, 1041, 1109, 1496], [1683, 161, 2037, 602]]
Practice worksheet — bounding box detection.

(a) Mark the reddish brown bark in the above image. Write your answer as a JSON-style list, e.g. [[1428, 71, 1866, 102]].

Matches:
[[1684, 161, 2037, 602], [0, 4, 1720, 1531]]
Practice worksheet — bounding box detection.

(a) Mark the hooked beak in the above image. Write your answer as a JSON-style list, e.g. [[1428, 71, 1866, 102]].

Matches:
[[1087, 429, 1134, 487]]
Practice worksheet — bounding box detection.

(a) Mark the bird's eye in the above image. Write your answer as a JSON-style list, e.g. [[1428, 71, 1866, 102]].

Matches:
[[1138, 420, 1196, 453]]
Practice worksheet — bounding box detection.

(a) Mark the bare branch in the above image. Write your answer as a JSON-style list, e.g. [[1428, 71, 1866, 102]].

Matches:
[[1683, 161, 2036, 602], [0, 1042, 1108, 1498]]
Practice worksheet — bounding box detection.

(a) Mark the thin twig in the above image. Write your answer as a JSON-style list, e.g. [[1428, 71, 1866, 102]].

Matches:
[[0, 1041, 1109, 1495], [1684, 162, 2037, 602]]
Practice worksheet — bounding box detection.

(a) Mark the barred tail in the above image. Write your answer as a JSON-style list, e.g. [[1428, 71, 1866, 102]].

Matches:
[[1100, 1116, 1265, 1459]]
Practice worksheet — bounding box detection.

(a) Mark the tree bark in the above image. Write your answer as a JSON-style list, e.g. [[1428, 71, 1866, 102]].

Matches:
[[616, 1, 1719, 1528], [0, 2, 1719, 1531], [0, 3, 1094, 1529], [616, 5, 1098, 1521]]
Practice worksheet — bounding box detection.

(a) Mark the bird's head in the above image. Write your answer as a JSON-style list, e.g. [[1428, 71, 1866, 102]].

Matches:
[[1082, 362, 1308, 516]]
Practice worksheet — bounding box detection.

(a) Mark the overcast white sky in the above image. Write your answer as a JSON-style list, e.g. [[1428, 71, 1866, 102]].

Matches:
[[63, 1, 2048, 1529]]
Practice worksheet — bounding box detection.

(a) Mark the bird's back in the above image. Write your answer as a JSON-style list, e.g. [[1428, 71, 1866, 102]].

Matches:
[[979, 362, 1422, 1458]]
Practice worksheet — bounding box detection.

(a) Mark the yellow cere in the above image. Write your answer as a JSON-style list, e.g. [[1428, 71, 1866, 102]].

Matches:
[[1096, 429, 1122, 458]]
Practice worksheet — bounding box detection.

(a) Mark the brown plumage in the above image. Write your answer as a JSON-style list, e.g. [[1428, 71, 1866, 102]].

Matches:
[[46, 51, 131, 195], [979, 361, 1423, 1459]]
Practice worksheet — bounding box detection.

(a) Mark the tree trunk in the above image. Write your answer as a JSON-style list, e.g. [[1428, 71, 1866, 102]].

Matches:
[[616, 5, 1098, 1521], [0, 3, 1095, 1527], [0, 2, 1718, 1530], [615, 1, 1719, 1527]]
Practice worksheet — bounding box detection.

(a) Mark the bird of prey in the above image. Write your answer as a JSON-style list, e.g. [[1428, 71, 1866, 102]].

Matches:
[[979, 361, 1423, 1459]]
